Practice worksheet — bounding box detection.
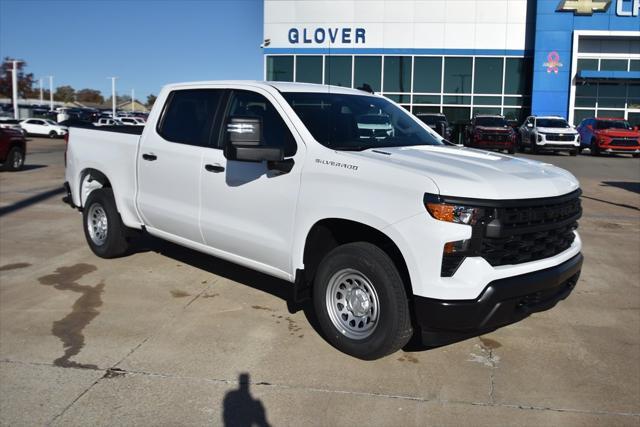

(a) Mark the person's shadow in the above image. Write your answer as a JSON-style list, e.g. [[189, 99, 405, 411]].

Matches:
[[222, 373, 271, 427]]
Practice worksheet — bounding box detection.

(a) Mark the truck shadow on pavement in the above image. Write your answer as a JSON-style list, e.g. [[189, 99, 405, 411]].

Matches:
[[222, 373, 271, 427], [601, 181, 640, 195], [0, 186, 64, 217]]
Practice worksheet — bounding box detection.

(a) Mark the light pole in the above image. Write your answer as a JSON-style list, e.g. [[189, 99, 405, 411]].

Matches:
[[46, 76, 54, 112], [11, 60, 21, 120], [39, 78, 44, 104], [131, 89, 135, 112], [108, 77, 118, 117]]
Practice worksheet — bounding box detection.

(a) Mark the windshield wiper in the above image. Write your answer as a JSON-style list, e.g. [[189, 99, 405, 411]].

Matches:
[[330, 145, 375, 151]]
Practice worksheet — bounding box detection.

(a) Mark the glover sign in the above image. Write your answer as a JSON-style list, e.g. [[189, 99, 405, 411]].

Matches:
[[288, 27, 366, 44]]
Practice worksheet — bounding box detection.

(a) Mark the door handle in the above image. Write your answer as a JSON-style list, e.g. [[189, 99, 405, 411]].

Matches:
[[142, 153, 157, 161], [204, 163, 225, 173]]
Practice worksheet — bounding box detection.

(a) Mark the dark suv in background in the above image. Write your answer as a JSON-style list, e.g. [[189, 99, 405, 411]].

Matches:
[[415, 113, 452, 141], [464, 115, 516, 154]]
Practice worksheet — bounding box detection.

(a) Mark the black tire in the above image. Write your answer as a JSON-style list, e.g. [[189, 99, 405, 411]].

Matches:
[[82, 188, 131, 258], [530, 135, 538, 154], [48, 131, 57, 139], [1, 146, 25, 171], [569, 149, 578, 156], [633, 153, 639, 158], [590, 139, 600, 156], [313, 242, 413, 360], [507, 147, 516, 155]]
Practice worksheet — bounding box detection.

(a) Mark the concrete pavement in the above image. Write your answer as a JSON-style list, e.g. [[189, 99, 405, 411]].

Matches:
[[1, 138, 638, 426]]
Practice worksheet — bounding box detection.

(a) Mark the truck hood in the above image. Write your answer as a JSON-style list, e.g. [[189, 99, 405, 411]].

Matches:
[[537, 126, 577, 135], [348, 145, 580, 199]]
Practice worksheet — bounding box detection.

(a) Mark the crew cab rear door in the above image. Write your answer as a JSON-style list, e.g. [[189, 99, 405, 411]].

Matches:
[[199, 86, 304, 276], [136, 88, 225, 243]]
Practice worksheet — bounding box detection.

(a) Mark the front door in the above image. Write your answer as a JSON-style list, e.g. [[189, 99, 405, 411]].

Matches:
[[199, 87, 304, 275], [137, 88, 224, 243]]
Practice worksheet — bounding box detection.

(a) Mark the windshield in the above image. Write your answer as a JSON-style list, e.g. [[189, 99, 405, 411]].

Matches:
[[537, 118, 569, 128], [282, 92, 442, 150], [596, 120, 632, 130], [475, 117, 508, 127], [45, 120, 58, 125]]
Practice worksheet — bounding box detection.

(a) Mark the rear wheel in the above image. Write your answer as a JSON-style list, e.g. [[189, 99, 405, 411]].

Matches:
[[507, 146, 516, 155], [313, 242, 413, 360], [569, 149, 578, 156], [82, 188, 132, 258], [1, 147, 25, 171], [633, 153, 639, 158]]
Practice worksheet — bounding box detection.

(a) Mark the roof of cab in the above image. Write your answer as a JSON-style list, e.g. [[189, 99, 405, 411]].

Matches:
[[163, 80, 373, 96]]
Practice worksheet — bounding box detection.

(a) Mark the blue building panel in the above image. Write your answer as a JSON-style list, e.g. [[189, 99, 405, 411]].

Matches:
[[531, 0, 640, 120]]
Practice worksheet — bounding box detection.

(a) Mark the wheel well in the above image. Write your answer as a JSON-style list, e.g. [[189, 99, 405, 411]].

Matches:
[[302, 218, 412, 297], [80, 169, 112, 206]]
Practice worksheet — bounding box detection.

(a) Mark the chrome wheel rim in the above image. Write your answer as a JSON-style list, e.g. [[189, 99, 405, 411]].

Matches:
[[326, 269, 379, 340], [12, 151, 23, 168], [87, 203, 108, 246]]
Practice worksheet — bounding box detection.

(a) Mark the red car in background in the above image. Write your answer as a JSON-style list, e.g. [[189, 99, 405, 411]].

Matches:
[[576, 117, 640, 157], [0, 128, 26, 171], [464, 115, 517, 154]]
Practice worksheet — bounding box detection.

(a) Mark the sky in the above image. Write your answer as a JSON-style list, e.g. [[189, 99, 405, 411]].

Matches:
[[0, 0, 264, 100]]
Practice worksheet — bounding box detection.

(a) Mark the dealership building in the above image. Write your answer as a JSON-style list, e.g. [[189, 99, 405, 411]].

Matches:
[[263, 0, 640, 140]]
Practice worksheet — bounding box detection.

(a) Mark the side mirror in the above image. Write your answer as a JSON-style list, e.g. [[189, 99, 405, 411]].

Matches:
[[224, 116, 284, 162], [526, 123, 533, 128]]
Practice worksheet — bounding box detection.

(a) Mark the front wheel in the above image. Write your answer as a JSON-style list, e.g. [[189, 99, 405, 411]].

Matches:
[[569, 149, 578, 156], [590, 139, 600, 156], [82, 188, 132, 258], [1, 147, 25, 171], [313, 242, 413, 360], [507, 146, 516, 155], [48, 131, 57, 139]]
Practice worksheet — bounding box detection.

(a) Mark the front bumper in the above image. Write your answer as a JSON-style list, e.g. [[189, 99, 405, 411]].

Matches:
[[600, 147, 640, 154], [413, 253, 582, 346]]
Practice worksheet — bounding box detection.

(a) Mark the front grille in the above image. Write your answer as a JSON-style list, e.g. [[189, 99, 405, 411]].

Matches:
[[545, 133, 575, 141], [436, 190, 582, 276], [609, 138, 639, 147], [481, 191, 581, 266], [483, 133, 509, 142], [481, 222, 577, 266]]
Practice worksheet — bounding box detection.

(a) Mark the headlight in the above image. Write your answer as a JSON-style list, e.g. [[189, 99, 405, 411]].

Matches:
[[425, 202, 484, 225]]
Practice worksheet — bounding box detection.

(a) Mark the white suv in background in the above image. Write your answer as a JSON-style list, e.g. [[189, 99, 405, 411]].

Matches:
[[519, 116, 579, 156], [117, 117, 146, 126], [20, 118, 68, 138]]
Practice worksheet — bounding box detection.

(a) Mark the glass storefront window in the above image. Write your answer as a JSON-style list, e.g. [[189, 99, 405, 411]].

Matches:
[[628, 84, 640, 108], [504, 58, 531, 95], [267, 56, 293, 82], [474, 95, 502, 105], [413, 57, 442, 93], [442, 106, 471, 144], [600, 59, 628, 71], [383, 56, 412, 93], [296, 56, 322, 84], [473, 107, 502, 116], [413, 106, 441, 115], [577, 58, 599, 71], [324, 56, 352, 88], [443, 95, 471, 105], [631, 60, 640, 72], [597, 110, 623, 118], [503, 108, 529, 123], [354, 56, 382, 92], [444, 57, 472, 94], [573, 110, 595, 125], [503, 96, 528, 106], [575, 82, 597, 108], [413, 95, 440, 104], [474, 58, 503, 94]]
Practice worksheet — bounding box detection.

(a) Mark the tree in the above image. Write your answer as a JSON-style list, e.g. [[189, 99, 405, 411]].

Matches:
[[54, 85, 75, 102], [146, 94, 157, 108], [76, 88, 104, 104], [0, 57, 36, 98]]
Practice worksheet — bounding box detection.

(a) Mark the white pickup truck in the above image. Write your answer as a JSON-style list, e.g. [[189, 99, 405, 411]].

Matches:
[[64, 81, 583, 360]]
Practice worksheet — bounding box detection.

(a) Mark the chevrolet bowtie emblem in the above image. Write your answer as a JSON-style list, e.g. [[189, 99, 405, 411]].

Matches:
[[557, 0, 612, 15]]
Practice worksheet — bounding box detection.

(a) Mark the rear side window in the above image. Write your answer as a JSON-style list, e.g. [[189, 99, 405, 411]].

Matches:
[[158, 89, 224, 146], [223, 90, 297, 157]]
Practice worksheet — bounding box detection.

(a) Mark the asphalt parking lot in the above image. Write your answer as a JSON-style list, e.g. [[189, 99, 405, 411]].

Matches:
[[1, 138, 639, 426]]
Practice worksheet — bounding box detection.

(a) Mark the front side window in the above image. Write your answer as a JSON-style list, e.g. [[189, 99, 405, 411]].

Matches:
[[282, 92, 442, 151], [225, 90, 297, 157], [158, 89, 224, 146]]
